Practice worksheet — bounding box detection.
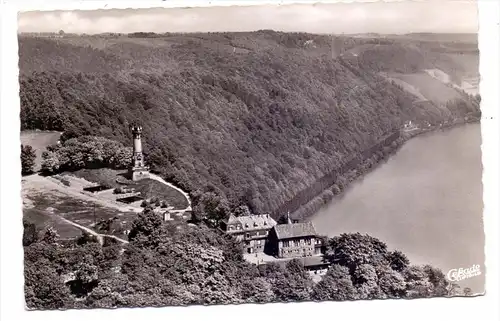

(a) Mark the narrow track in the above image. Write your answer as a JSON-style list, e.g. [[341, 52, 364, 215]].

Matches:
[[58, 216, 129, 245]]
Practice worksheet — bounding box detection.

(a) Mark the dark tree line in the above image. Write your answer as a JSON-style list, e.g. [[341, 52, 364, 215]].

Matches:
[[23, 209, 470, 310], [21, 144, 36, 175], [40, 136, 132, 174], [272, 131, 402, 217]]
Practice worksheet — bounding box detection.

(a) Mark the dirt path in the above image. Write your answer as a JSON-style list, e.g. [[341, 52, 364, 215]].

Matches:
[[58, 216, 129, 245], [23, 172, 191, 213], [23, 172, 191, 243]]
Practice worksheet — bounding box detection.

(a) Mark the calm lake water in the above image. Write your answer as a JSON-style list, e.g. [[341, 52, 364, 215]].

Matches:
[[311, 123, 484, 293]]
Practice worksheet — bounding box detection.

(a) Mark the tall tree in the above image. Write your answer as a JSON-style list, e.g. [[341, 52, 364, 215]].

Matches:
[[24, 259, 73, 310], [325, 232, 390, 271], [311, 264, 359, 301], [23, 219, 38, 246], [127, 208, 163, 244], [233, 204, 252, 217], [191, 191, 230, 226], [388, 250, 410, 272], [21, 144, 36, 175]]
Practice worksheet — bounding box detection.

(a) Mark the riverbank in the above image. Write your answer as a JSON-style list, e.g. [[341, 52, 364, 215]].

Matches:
[[310, 122, 484, 292], [290, 116, 480, 222]]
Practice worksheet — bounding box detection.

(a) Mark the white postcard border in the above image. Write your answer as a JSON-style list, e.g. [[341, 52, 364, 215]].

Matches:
[[1, 1, 498, 321]]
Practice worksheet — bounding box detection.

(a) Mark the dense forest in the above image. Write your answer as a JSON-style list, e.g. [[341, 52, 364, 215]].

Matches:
[[19, 31, 480, 215], [20, 31, 479, 309], [23, 210, 468, 310]]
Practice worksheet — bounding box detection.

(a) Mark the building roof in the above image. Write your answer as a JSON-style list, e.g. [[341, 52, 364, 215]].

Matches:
[[223, 214, 277, 233], [273, 221, 318, 240], [224, 214, 241, 225]]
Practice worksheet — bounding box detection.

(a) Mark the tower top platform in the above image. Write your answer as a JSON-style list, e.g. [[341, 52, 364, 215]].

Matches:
[[130, 125, 143, 134]]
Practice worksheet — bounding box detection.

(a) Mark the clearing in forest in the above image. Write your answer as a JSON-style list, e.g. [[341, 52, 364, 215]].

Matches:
[[387, 72, 464, 105], [22, 167, 191, 240]]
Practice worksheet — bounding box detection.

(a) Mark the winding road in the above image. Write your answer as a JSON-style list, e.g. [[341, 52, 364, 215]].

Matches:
[[148, 173, 192, 212]]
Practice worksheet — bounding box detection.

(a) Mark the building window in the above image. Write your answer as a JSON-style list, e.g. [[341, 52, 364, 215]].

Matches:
[[229, 225, 234, 231], [307, 238, 311, 245], [246, 233, 250, 238]]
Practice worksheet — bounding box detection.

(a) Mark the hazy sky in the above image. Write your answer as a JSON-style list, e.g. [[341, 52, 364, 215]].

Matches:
[[18, 1, 478, 35]]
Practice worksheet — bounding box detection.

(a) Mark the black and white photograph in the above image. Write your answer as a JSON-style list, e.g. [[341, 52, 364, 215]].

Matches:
[[16, 0, 487, 312]]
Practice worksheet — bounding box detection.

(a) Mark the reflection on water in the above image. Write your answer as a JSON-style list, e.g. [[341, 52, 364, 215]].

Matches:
[[311, 123, 484, 292]]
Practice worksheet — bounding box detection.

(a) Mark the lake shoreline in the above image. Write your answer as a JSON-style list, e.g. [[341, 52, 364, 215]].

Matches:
[[292, 117, 481, 223], [307, 121, 484, 292]]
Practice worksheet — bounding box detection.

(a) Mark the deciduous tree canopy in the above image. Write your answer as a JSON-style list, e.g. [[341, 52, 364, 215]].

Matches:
[[21, 144, 36, 175], [23, 210, 468, 310], [40, 136, 132, 174], [19, 31, 480, 214]]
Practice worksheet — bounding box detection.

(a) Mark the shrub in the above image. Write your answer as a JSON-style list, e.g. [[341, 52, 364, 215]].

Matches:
[[40, 136, 132, 175], [21, 144, 37, 175]]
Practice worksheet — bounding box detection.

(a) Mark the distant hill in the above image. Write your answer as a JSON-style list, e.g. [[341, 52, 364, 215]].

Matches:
[[18, 31, 480, 214]]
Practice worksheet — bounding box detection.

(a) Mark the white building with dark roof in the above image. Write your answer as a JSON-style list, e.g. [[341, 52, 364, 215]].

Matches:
[[220, 214, 277, 254]]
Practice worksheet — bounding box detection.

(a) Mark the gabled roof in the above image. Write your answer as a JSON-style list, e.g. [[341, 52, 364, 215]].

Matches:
[[273, 221, 317, 240], [224, 214, 241, 225], [223, 214, 277, 233]]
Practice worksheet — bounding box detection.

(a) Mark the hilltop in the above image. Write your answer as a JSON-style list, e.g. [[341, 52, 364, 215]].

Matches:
[[18, 30, 480, 215]]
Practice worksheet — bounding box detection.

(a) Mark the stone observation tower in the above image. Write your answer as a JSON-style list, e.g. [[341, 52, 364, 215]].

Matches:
[[129, 125, 150, 181]]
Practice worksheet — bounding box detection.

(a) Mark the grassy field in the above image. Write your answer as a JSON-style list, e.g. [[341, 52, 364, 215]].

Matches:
[[68, 168, 189, 210], [24, 207, 83, 239], [22, 168, 191, 241], [67, 168, 130, 188], [24, 192, 137, 239], [385, 76, 427, 101], [388, 72, 464, 105], [20, 130, 61, 171], [131, 178, 189, 209]]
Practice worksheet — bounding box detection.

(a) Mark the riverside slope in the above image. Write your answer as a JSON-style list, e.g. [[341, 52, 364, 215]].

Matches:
[[18, 31, 480, 215]]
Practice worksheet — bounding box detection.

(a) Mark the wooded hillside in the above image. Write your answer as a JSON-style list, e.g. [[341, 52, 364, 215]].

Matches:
[[18, 31, 480, 214], [23, 212, 468, 309]]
